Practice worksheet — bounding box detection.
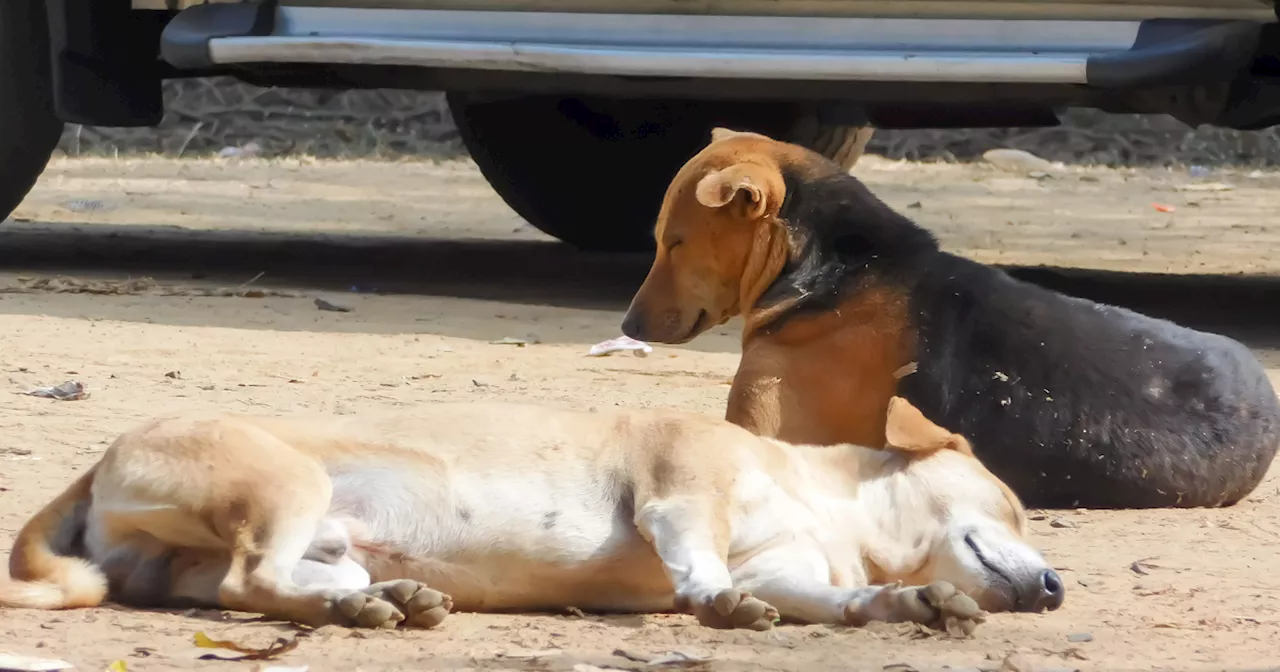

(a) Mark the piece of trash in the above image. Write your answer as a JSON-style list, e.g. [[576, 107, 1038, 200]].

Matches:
[[217, 142, 262, 159], [1152, 203, 1176, 213], [62, 199, 108, 213], [313, 298, 351, 313], [107, 661, 128, 672], [613, 649, 711, 666], [1067, 632, 1094, 643], [648, 651, 713, 666], [21, 381, 88, 401], [1175, 182, 1234, 192], [193, 631, 302, 662], [490, 335, 540, 347], [0, 652, 74, 671], [496, 649, 563, 660], [588, 336, 653, 358], [1188, 165, 1210, 178], [1248, 169, 1266, 179], [981, 148, 1058, 174], [1129, 556, 1160, 575]]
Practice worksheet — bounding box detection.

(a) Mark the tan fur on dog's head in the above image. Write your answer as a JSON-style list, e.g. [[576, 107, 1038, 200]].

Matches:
[[869, 397, 1058, 613], [620, 128, 839, 344], [882, 395, 1026, 536]]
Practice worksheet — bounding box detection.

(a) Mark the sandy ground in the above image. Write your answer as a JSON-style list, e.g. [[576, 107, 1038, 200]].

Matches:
[[2, 156, 1280, 671]]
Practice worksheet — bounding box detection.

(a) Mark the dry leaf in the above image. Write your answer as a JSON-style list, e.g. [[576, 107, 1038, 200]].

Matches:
[[193, 631, 302, 662], [313, 298, 351, 313]]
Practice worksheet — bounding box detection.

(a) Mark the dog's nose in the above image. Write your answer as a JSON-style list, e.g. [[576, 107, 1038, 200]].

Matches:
[[1032, 568, 1065, 612], [621, 311, 645, 340]]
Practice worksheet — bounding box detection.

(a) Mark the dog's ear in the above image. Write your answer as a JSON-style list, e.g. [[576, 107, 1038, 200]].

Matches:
[[695, 163, 783, 220], [711, 128, 747, 145], [709, 127, 770, 145], [884, 396, 974, 456]]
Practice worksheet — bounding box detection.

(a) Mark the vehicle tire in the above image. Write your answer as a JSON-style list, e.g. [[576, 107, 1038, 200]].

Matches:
[[448, 94, 872, 252], [0, 0, 64, 223]]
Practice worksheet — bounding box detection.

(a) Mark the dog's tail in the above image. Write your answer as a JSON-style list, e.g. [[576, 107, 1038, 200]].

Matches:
[[0, 466, 107, 609]]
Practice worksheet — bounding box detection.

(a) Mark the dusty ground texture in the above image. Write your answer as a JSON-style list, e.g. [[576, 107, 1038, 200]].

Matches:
[[2, 156, 1280, 671]]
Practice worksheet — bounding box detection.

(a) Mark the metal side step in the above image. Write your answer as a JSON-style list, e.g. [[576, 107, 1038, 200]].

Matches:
[[160, 3, 1266, 87]]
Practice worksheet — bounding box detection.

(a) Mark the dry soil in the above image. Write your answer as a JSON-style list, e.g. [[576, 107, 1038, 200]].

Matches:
[[1, 156, 1279, 672]]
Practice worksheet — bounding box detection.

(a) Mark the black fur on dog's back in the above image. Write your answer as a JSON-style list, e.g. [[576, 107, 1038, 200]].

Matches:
[[763, 169, 1280, 509]]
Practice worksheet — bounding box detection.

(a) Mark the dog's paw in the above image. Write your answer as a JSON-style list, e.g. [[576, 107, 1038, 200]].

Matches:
[[844, 581, 986, 636], [334, 590, 404, 629], [363, 579, 453, 629], [903, 582, 987, 637], [692, 589, 779, 631]]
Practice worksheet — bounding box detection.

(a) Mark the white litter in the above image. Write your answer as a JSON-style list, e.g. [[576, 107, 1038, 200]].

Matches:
[[981, 148, 1061, 175], [61, 199, 108, 213], [218, 142, 262, 159], [0, 652, 74, 671], [20, 381, 88, 401], [1175, 182, 1234, 192], [588, 336, 653, 357]]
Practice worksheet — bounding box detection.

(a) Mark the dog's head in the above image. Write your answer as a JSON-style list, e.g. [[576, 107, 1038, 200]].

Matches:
[[621, 128, 835, 344], [873, 397, 1064, 614]]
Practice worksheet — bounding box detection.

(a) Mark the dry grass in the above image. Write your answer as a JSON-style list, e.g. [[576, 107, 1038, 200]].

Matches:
[[58, 76, 1280, 166]]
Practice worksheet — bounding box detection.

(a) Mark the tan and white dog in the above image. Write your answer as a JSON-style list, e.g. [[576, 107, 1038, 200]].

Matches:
[[0, 398, 1063, 632]]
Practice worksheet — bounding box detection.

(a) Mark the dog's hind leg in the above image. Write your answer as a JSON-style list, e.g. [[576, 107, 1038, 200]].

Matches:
[[136, 425, 453, 629], [211, 486, 451, 629]]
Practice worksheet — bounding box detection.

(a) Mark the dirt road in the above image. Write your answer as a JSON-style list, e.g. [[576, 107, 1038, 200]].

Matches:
[[1, 156, 1279, 671]]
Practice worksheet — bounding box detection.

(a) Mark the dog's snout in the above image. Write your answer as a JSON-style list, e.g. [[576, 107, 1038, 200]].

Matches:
[[1032, 568, 1065, 612], [621, 311, 646, 340]]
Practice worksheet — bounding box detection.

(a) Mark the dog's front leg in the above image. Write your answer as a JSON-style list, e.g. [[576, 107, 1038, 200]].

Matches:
[[841, 582, 987, 635], [734, 548, 986, 633], [634, 498, 779, 631]]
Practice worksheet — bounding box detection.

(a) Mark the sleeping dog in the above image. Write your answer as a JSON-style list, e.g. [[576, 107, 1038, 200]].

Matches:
[[0, 398, 1060, 631], [621, 128, 1280, 509]]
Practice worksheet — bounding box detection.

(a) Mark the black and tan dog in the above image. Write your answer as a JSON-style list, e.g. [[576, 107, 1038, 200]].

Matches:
[[621, 128, 1280, 509]]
